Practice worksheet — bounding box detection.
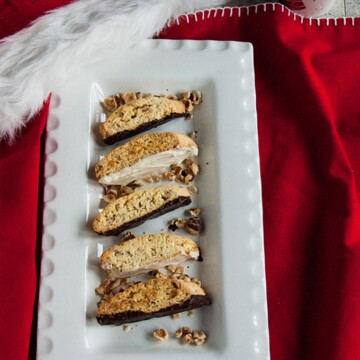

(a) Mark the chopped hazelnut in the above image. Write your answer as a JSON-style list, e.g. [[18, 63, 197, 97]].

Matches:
[[168, 218, 186, 231], [166, 95, 178, 100], [186, 208, 201, 217], [191, 278, 202, 287], [179, 91, 191, 100], [95, 285, 106, 295], [175, 218, 186, 228], [153, 174, 162, 183], [153, 328, 169, 341], [163, 171, 176, 181], [166, 265, 177, 273], [120, 232, 136, 242], [188, 310, 195, 317], [109, 279, 121, 290], [189, 163, 199, 176], [121, 186, 134, 195], [184, 174, 194, 185], [175, 266, 184, 274], [121, 92, 137, 103], [181, 275, 191, 282], [174, 328, 183, 339], [185, 217, 202, 235], [189, 131, 198, 140], [127, 180, 144, 188], [189, 91, 202, 105], [193, 330, 207, 340], [123, 324, 132, 333], [103, 193, 116, 203], [103, 97, 118, 112], [194, 338, 205, 346], [181, 327, 193, 336], [173, 165, 183, 175], [182, 333, 194, 345], [171, 313, 181, 319], [144, 176, 154, 183], [188, 185, 198, 194]]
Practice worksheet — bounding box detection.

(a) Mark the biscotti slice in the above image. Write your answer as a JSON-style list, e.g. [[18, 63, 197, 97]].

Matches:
[[93, 185, 191, 236], [100, 92, 201, 144], [95, 132, 198, 186], [96, 277, 211, 325], [101, 234, 200, 279]]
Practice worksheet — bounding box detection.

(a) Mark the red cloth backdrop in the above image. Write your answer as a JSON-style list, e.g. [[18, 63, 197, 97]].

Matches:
[[1, 2, 360, 360]]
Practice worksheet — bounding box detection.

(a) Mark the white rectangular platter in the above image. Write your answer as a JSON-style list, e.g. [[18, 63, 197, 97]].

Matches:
[[38, 39, 269, 359]]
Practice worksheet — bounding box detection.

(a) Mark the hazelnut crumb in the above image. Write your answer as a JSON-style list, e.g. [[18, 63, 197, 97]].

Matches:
[[193, 330, 207, 340], [144, 176, 154, 183], [103, 193, 116, 203], [175, 266, 184, 274], [166, 265, 177, 273], [188, 185, 198, 194], [194, 338, 205, 346], [153, 175, 162, 183], [120, 232, 136, 242], [103, 97, 118, 112], [181, 327, 193, 336], [189, 162, 200, 176], [95, 285, 106, 295], [189, 131, 198, 140], [174, 328, 183, 338], [191, 278, 202, 287], [171, 313, 181, 319], [186, 208, 201, 217], [163, 171, 176, 181], [153, 328, 169, 341], [123, 324, 132, 333], [128, 180, 144, 188], [188, 310, 195, 317], [184, 174, 194, 185]]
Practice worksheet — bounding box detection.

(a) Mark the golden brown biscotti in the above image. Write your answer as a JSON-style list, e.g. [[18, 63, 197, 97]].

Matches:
[[95, 132, 198, 186], [93, 185, 191, 236], [96, 277, 211, 325], [99, 93, 201, 144], [101, 234, 200, 279]]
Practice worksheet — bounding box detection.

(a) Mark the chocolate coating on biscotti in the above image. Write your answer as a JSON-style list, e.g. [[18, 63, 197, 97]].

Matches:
[[96, 196, 191, 236], [103, 113, 187, 145], [96, 294, 211, 325]]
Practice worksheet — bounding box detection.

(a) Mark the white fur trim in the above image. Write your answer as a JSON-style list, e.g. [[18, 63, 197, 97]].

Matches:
[[0, 0, 227, 141]]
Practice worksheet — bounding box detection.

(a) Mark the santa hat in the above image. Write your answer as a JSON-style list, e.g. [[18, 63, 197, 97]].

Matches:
[[0, 0, 227, 141]]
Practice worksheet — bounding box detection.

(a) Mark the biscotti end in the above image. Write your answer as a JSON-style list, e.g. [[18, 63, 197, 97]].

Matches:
[[99, 95, 188, 144]]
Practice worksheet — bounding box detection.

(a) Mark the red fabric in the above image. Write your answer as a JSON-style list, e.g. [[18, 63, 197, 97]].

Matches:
[[0, 99, 49, 360], [1, 3, 360, 360]]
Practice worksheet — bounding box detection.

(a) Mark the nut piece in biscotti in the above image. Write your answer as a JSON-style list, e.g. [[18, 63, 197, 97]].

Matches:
[[95, 132, 198, 186], [92, 185, 192, 236], [96, 277, 211, 325], [100, 233, 200, 279], [99, 93, 201, 144]]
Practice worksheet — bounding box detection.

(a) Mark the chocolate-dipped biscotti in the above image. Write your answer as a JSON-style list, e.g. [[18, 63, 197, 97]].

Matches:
[[101, 233, 200, 279], [100, 92, 201, 144], [96, 277, 211, 325], [95, 132, 198, 186], [93, 185, 191, 236]]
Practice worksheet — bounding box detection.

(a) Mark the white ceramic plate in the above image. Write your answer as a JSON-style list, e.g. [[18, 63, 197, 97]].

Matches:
[[38, 39, 269, 359]]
